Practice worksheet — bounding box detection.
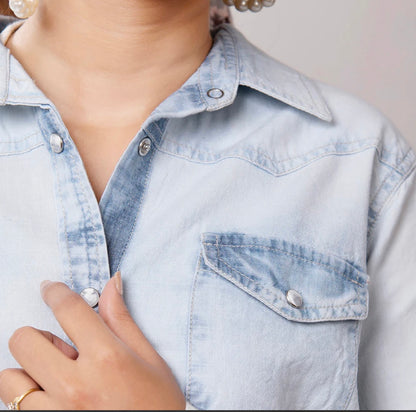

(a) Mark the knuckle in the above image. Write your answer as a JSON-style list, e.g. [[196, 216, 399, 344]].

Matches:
[[93, 345, 128, 371], [62, 381, 90, 409], [94, 346, 119, 364]]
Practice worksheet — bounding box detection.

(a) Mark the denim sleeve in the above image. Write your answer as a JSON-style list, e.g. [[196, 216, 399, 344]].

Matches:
[[358, 157, 416, 409]]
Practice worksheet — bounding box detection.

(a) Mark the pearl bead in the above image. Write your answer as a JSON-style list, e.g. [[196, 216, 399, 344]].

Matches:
[[234, 0, 249, 12], [9, 0, 38, 19], [223, 0, 276, 12], [248, 0, 263, 12]]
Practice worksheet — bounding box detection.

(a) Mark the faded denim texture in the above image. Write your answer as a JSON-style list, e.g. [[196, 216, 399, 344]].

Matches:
[[0, 16, 415, 410]]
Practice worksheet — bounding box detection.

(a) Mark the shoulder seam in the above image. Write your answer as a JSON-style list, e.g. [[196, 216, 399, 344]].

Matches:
[[377, 160, 416, 219], [367, 153, 416, 244]]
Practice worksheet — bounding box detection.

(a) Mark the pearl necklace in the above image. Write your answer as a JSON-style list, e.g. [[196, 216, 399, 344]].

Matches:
[[223, 0, 276, 12]]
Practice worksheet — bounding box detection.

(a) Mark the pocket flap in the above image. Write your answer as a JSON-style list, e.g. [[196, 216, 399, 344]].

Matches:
[[201, 232, 369, 322]]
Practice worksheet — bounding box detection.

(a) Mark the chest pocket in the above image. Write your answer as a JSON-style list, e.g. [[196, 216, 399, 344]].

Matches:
[[186, 232, 369, 410], [200, 232, 368, 323]]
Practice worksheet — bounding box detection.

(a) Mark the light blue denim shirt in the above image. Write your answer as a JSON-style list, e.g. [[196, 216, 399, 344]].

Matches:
[[0, 16, 415, 410]]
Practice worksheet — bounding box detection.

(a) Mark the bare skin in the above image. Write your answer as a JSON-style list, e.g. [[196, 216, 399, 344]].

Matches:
[[6, 0, 213, 202]]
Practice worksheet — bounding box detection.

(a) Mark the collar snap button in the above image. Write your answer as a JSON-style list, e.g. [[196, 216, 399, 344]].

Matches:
[[138, 137, 152, 157], [207, 88, 225, 99]]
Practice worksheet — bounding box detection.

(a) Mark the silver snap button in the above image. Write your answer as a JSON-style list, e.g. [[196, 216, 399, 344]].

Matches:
[[138, 137, 152, 157], [80, 287, 100, 308], [50, 133, 64, 154], [207, 88, 225, 99], [286, 289, 303, 308]]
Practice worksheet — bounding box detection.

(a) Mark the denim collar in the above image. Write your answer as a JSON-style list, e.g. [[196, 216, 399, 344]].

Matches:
[[0, 16, 332, 122]]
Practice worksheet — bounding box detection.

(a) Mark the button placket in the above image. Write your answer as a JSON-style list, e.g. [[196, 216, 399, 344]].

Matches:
[[99, 121, 166, 276], [39, 109, 111, 295]]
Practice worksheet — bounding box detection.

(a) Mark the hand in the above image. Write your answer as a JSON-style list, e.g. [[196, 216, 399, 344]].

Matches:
[[0, 274, 186, 410]]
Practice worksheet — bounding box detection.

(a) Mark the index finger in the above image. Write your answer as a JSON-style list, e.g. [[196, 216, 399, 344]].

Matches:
[[40, 281, 113, 354]]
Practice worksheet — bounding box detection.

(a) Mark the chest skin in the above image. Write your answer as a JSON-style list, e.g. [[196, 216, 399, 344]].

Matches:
[[59, 121, 145, 203]]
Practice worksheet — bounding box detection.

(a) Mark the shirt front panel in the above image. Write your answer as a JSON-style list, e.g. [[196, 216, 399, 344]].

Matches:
[[0, 104, 67, 363]]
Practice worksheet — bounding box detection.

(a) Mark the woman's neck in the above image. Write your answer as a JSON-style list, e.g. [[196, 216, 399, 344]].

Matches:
[[5, 0, 213, 120], [28, 0, 212, 74]]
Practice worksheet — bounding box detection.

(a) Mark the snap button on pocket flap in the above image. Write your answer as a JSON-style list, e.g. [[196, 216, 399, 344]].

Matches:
[[200, 232, 369, 323]]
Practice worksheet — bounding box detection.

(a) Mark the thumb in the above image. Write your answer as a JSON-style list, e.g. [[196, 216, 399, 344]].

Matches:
[[99, 272, 164, 367]]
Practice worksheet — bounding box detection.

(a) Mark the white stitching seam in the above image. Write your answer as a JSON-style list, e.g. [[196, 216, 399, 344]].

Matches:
[[185, 252, 202, 402], [204, 241, 365, 286], [343, 320, 361, 409], [0, 143, 43, 156], [116, 145, 157, 272], [199, 267, 366, 323], [214, 245, 362, 310], [0, 130, 39, 144]]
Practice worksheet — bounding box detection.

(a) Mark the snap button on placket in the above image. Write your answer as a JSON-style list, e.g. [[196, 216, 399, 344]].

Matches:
[[49, 133, 64, 154], [286, 289, 303, 308], [138, 137, 152, 157], [80, 287, 100, 308]]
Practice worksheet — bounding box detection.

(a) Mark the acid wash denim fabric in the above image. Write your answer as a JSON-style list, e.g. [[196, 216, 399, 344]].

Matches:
[[0, 16, 415, 411]]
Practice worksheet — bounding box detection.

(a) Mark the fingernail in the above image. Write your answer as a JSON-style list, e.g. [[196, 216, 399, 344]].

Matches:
[[40, 280, 52, 295], [114, 271, 123, 295]]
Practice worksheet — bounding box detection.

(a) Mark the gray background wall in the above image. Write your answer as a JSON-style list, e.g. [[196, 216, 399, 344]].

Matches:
[[231, 0, 416, 149]]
